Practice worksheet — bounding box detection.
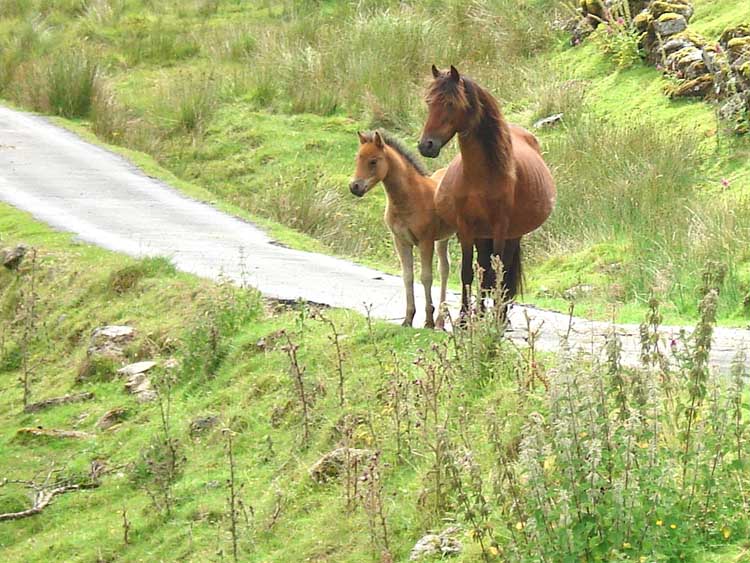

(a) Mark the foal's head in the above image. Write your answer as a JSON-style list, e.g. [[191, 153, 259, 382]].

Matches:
[[419, 65, 478, 158], [349, 131, 390, 197]]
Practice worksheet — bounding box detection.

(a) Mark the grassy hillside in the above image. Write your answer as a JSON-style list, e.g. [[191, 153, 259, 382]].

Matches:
[[2, 204, 750, 562], [1, 0, 750, 325]]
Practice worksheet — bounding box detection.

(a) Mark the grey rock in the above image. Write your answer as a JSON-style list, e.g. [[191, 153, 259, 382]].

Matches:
[[533, 113, 564, 129], [117, 360, 156, 377], [662, 38, 694, 56], [409, 526, 462, 560], [123, 370, 156, 402], [88, 325, 135, 360], [190, 414, 219, 435], [309, 448, 374, 484], [653, 14, 687, 37]]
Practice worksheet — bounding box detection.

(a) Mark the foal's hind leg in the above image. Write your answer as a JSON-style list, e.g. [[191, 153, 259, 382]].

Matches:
[[418, 239, 436, 328], [394, 237, 416, 327], [435, 239, 450, 330]]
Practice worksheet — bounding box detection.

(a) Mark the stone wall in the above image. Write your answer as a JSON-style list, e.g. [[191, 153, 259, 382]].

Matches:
[[572, 0, 750, 134]]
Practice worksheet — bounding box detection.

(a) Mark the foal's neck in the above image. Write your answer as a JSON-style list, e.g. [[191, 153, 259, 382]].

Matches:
[[382, 147, 423, 208]]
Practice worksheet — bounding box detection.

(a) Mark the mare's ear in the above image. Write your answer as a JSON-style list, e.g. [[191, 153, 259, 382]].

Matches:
[[431, 64, 440, 79], [373, 131, 384, 149], [449, 65, 460, 82], [357, 131, 367, 145]]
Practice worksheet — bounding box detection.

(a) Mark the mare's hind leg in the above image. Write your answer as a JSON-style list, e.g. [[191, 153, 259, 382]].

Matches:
[[475, 238, 495, 312], [435, 239, 450, 330], [394, 237, 416, 327], [418, 239, 436, 328], [459, 237, 475, 319]]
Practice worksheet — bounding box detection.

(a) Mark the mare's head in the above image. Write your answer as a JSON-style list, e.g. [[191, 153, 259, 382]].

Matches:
[[419, 65, 473, 158], [349, 131, 390, 197]]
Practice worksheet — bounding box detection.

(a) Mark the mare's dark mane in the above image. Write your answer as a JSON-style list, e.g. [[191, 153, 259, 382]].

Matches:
[[362, 130, 429, 177], [426, 73, 512, 170]]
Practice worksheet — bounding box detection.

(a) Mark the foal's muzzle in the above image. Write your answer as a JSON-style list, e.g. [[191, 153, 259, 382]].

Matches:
[[349, 180, 366, 197], [418, 137, 442, 158]]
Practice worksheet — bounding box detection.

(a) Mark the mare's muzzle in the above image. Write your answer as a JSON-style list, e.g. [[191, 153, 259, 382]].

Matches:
[[418, 137, 442, 158]]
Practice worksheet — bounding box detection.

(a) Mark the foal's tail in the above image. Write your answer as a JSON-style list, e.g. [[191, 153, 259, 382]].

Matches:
[[504, 238, 524, 301]]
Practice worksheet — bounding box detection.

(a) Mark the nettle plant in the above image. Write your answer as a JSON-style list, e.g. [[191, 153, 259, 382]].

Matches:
[[450, 268, 749, 561]]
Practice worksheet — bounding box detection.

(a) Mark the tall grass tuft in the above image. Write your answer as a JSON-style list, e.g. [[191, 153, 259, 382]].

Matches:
[[12, 48, 100, 118]]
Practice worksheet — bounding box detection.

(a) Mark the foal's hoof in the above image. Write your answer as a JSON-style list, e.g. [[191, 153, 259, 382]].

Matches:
[[401, 319, 414, 328], [424, 319, 435, 329], [435, 316, 446, 331]]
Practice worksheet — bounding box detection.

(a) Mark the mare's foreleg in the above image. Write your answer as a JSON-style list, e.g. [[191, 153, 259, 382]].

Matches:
[[475, 238, 495, 312], [459, 237, 474, 319], [491, 232, 513, 323], [394, 237, 416, 327], [435, 239, 450, 330], [418, 239, 436, 328]]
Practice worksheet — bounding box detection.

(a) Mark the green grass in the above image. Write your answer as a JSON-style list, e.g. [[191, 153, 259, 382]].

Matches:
[[2, 203, 750, 562], [1, 0, 750, 328]]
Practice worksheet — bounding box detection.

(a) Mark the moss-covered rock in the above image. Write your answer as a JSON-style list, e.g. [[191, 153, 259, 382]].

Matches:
[[670, 30, 707, 49], [719, 24, 750, 45], [650, 1, 694, 22], [668, 73, 714, 98], [634, 11, 653, 32], [726, 36, 750, 58], [580, 0, 606, 19]]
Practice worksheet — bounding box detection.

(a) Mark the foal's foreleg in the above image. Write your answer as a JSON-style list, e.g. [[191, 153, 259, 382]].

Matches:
[[435, 239, 449, 330], [418, 239, 436, 328], [394, 237, 416, 327]]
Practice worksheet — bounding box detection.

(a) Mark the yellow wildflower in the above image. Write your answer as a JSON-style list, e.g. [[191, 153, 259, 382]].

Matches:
[[722, 526, 731, 540], [640, 557, 647, 563], [489, 546, 500, 556], [670, 523, 677, 529], [515, 521, 524, 531], [655, 520, 663, 526], [622, 542, 631, 549]]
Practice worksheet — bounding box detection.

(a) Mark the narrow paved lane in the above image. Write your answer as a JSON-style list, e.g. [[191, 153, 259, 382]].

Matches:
[[1, 106, 748, 373]]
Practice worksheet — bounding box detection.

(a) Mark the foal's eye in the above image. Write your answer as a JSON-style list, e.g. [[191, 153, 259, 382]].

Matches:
[[369, 159, 377, 167]]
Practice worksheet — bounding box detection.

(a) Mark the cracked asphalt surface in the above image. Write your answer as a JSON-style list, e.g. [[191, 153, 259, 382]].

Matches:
[[1, 105, 749, 373]]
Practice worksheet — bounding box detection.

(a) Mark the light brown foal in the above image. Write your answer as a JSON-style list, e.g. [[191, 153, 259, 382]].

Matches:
[[350, 130, 454, 328]]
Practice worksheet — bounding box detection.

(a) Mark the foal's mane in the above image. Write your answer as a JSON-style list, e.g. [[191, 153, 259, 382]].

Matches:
[[426, 72, 512, 170], [362, 130, 429, 177]]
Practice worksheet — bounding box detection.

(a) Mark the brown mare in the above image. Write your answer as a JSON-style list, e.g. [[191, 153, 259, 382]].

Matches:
[[350, 130, 454, 328], [418, 65, 556, 317]]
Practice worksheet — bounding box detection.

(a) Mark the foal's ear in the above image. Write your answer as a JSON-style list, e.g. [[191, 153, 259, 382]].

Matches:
[[357, 131, 367, 145], [431, 64, 440, 79], [373, 131, 384, 149], [449, 65, 460, 82]]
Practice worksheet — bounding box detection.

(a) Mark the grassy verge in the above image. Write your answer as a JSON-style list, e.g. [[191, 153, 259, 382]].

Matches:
[[2, 203, 750, 562]]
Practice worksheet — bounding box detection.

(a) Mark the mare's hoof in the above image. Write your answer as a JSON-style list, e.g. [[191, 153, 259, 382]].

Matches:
[[424, 320, 435, 329], [402, 319, 414, 328], [435, 317, 445, 331]]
